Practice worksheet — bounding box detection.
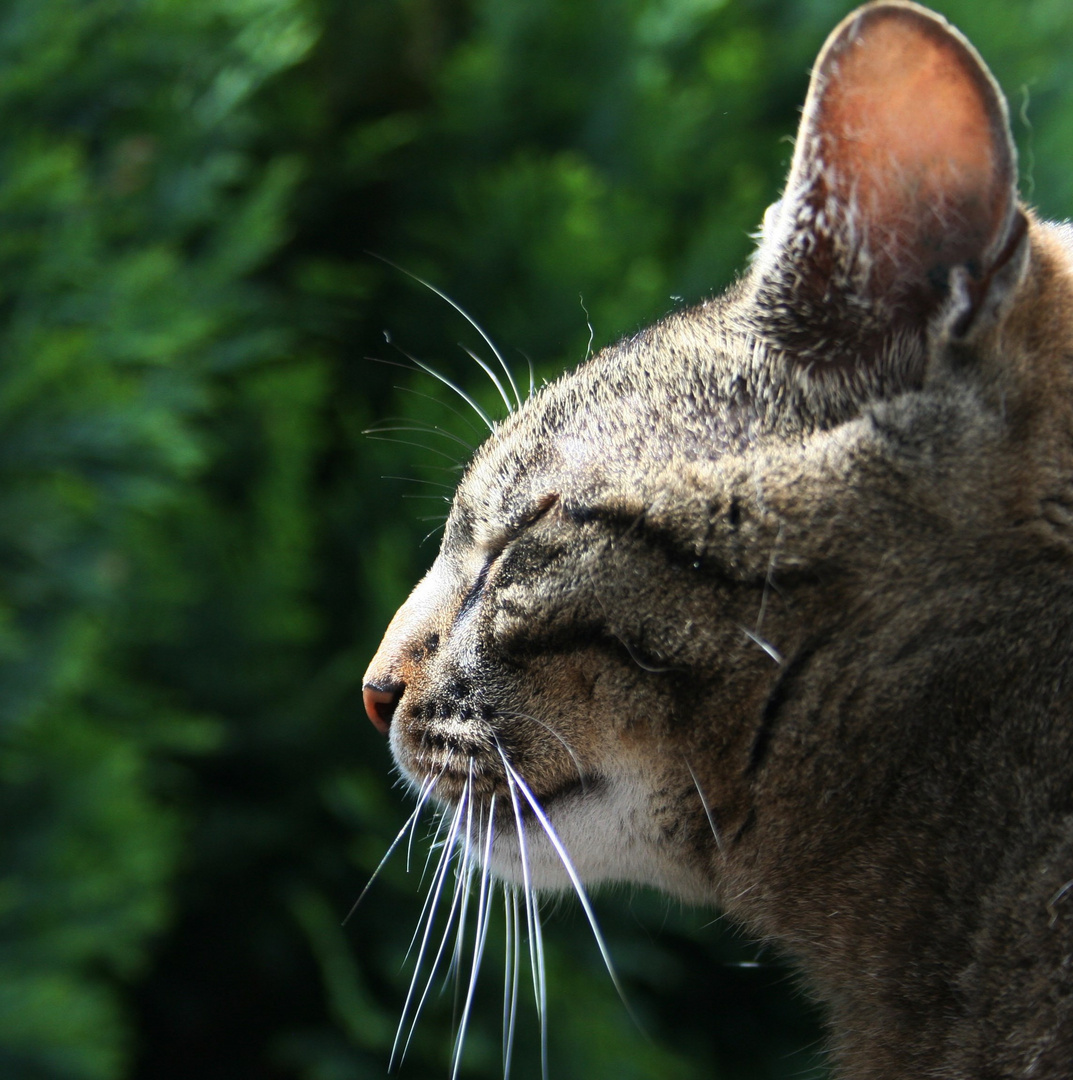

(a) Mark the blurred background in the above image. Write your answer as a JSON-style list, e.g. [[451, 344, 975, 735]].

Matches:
[[3, 0, 1072, 1077]]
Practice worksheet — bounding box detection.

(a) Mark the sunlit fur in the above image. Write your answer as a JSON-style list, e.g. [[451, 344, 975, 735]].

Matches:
[[366, 4, 1073, 1078]]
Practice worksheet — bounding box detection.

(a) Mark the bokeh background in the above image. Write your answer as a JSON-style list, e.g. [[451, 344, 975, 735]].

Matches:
[[4, 0, 1072, 1077]]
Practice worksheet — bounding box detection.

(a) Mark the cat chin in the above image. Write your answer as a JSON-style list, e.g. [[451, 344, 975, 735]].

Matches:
[[482, 775, 709, 901]]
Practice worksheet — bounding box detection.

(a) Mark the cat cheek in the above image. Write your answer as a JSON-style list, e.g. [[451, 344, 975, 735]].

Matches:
[[488, 602, 531, 646]]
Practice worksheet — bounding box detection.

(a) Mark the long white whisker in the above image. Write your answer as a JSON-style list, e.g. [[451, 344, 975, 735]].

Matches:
[[374, 258, 523, 410], [502, 765, 542, 1024], [460, 343, 514, 417], [739, 625, 783, 665], [343, 776, 437, 924], [502, 887, 521, 1079], [405, 776, 440, 875], [450, 795, 497, 1080], [418, 800, 453, 887], [502, 888, 513, 1071], [499, 755, 639, 1029], [365, 432, 463, 463], [500, 758, 549, 1080], [399, 808, 478, 1066], [410, 354, 497, 433], [377, 339, 496, 433], [380, 474, 456, 490], [391, 794, 467, 1070], [401, 789, 463, 966], [398, 850, 472, 1066], [531, 884, 549, 1080], [448, 768, 477, 990], [364, 422, 475, 453]]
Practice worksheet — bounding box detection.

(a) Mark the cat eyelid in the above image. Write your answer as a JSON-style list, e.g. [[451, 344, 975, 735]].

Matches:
[[463, 493, 560, 606], [456, 494, 560, 619], [485, 491, 561, 569], [506, 491, 560, 538]]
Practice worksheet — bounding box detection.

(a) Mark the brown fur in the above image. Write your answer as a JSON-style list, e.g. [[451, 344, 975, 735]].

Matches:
[[364, 4, 1073, 1076]]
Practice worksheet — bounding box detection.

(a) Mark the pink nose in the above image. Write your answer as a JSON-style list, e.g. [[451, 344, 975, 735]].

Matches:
[[363, 681, 402, 735]]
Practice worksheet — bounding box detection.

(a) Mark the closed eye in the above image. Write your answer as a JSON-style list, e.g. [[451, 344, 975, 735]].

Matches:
[[457, 492, 560, 618], [508, 491, 560, 537], [458, 559, 492, 617]]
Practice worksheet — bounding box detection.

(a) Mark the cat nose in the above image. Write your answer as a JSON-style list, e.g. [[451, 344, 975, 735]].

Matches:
[[363, 680, 403, 735]]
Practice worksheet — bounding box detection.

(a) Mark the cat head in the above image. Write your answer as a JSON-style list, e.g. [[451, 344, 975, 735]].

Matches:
[[364, 0, 1073, 904]]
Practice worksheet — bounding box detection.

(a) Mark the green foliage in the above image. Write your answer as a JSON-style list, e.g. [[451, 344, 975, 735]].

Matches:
[[3, 1, 1072, 1079], [0, 0, 311, 1075]]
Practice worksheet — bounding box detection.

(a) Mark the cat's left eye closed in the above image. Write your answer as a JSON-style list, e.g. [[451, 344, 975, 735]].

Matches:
[[510, 491, 559, 537], [458, 494, 560, 617]]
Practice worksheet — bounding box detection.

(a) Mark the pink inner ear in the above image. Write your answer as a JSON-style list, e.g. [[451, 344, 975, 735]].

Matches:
[[823, 17, 998, 236], [790, 3, 1017, 303], [829, 22, 993, 197]]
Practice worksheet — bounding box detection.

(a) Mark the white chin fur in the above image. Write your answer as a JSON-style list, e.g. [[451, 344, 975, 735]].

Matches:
[[486, 776, 704, 899]]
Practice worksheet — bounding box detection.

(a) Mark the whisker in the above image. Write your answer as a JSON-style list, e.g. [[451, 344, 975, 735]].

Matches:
[[392, 794, 468, 1071], [377, 341, 496, 433], [448, 769, 478, 990], [400, 857, 472, 1065], [395, 384, 486, 439], [500, 758, 548, 1080], [418, 802, 453, 886], [684, 758, 725, 856], [531, 882, 549, 1080], [370, 255, 523, 411], [364, 421, 475, 453], [739, 625, 784, 665], [381, 475, 456, 490], [755, 525, 784, 636], [343, 776, 437, 924], [450, 795, 497, 1080], [460, 343, 515, 417], [498, 752, 639, 1032], [365, 433, 462, 464], [402, 795, 463, 966], [502, 887, 521, 1079], [501, 708, 587, 790]]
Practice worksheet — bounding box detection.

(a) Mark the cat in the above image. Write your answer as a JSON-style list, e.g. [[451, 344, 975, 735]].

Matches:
[[363, 2, 1073, 1076]]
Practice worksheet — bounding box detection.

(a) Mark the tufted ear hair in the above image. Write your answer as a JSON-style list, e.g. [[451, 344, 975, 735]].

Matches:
[[752, 1, 1026, 385]]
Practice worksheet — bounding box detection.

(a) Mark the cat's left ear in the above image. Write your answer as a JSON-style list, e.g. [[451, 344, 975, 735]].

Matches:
[[752, 0, 1026, 375]]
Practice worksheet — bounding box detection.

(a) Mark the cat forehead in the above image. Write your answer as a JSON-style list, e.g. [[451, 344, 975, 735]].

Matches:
[[452, 318, 767, 532]]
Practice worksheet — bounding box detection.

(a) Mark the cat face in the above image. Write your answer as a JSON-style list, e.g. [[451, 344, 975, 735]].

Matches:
[[364, 346, 761, 899], [364, 15, 1073, 1076]]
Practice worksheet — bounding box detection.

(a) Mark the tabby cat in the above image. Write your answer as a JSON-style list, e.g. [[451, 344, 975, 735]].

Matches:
[[363, 2, 1073, 1076]]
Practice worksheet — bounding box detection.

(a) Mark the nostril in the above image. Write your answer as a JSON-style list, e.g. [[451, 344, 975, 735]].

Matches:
[[363, 680, 403, 735]]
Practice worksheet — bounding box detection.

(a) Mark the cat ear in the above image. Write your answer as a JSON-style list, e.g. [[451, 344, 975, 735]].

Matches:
[[752, 1, 1026, 377]]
